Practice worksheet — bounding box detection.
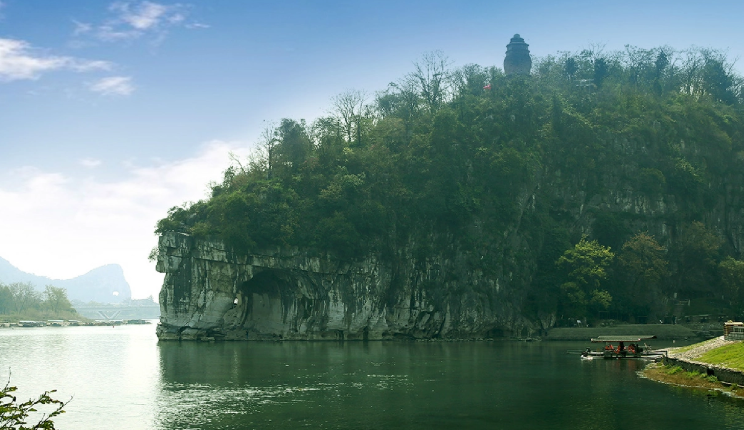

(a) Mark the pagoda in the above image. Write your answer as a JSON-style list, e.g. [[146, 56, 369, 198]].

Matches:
[[504, 34, 531, 76]]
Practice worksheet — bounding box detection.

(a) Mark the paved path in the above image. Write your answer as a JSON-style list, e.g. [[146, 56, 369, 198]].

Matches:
[[667, 336, 736, 361]]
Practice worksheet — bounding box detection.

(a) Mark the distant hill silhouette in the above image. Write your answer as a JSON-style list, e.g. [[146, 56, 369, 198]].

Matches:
[[0, 257, 131, 303]]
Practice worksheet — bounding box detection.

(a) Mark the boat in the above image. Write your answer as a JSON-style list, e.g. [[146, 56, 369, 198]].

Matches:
[[17, 320, 45, 327], [580, 335, 665, 360]]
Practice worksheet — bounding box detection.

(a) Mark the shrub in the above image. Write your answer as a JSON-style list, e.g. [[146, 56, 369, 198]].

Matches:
[[0, 379, 67, 429], [665, 365, 683, 375]]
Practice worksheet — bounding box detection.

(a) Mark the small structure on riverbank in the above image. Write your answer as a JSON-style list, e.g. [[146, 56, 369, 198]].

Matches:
[[724, 321, 743, 340]]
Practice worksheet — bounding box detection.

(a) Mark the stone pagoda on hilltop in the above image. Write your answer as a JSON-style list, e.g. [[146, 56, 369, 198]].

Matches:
[[504, 34, 531, 76]]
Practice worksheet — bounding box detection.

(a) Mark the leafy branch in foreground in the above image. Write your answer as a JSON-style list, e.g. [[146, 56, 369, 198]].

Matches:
[[1, 378, 68, 430]]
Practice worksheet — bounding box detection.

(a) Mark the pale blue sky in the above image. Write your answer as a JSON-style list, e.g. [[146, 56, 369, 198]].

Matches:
[[1, 0, 742, 299]]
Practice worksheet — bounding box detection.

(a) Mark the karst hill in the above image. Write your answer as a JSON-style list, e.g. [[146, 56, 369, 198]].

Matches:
[[153, 38, 744, 340]]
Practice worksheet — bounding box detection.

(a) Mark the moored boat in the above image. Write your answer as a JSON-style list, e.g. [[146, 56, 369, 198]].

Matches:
[[17, 320, 45, 327], [581, 335, 665, 360]]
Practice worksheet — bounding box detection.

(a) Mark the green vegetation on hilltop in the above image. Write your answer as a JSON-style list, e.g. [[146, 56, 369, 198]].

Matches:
[[154, 45, 744, 325]]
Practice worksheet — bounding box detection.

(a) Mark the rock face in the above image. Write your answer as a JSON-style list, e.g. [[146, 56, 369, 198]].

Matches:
[[156, 232, 532, 341]]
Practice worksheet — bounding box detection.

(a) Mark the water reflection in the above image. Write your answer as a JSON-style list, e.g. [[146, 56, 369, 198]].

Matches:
[[2, 326, 743, 430], [155, 341, 744, 430]]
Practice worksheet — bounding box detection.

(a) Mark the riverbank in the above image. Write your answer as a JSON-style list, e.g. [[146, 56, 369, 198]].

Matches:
[[546, 324, 698, 341], [643, 362, 744, 399], [0, 319, 153, 328], [642, 336, 744, 399]]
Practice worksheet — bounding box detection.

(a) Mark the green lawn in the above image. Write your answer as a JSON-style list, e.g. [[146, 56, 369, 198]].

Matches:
[[697, 342, 744, 371]]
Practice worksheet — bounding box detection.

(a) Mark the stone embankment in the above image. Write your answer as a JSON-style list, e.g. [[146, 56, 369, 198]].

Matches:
[[667, 336, 734, 361], [662, 337, 744, 386]]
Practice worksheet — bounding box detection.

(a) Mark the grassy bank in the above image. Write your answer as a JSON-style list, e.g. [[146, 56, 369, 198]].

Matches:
[[643, 362, 744, 399], [664, 336, 744, 370], [697, 342, 744, 371], [545, 324, 697, 341]]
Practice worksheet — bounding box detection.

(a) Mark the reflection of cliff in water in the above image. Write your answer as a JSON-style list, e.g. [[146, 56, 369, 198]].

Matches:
[[154, 341, 744, 430]]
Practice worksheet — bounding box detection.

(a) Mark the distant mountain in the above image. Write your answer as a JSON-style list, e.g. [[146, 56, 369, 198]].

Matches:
[[0, 257, 132, 303]]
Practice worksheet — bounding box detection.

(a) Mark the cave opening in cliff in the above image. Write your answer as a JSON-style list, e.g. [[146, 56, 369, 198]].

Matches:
[[235, 269, 299, 338], [242, 269, 285, 297]]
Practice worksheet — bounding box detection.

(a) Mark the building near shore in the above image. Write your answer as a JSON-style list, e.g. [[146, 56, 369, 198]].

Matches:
[[724, 321, 744, 340]]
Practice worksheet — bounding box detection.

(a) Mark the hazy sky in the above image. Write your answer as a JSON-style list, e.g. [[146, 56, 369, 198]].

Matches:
[[1, 0, 743, 300]]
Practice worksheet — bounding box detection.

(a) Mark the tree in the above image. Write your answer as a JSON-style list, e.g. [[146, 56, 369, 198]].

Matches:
[[377, 77, 421, 130], [331, 90, 367, 145], [0, 285, 13, 315], [256, 122, 279, 179], [8, 283, 39, 314], [556, 237, 615, 317], [593, 57, 609, 88], [42, 286, 73, 316], [619, 233, 668, 292], [655, 50, 669, 77], [653, 48, 672, 95], [274, 118, 312, 175], [557, 237, 615, 289], [719, 257, 744, 310], [702, 54, 737, 104], [411, 50, 451, 112], [310, 116, 344, 160], [618, 233, 668, 315], [1, 379, 67, 429], [671, 221, 722, 297], [564, 56, 578, 81], [451, 63, 489, 96]]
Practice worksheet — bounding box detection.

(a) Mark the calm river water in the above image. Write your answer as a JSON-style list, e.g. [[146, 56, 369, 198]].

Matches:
[[1, 324, 743, 429]]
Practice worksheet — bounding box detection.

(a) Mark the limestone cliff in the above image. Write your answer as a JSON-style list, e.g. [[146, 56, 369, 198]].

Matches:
[[155, 151, 744, 342], [156, 231, 532, 341]]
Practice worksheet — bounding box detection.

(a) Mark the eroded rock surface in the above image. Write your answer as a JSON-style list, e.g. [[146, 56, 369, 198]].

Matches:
[[156, 232, 531, 341]]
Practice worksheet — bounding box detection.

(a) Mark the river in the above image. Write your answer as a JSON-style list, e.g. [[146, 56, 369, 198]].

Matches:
[[1, 324, 743, 429]]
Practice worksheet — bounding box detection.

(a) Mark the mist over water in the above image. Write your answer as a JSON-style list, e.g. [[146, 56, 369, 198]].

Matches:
[[1, 325, 743, 429]]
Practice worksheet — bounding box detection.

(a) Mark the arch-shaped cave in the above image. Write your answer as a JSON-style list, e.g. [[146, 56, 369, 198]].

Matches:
[[233, 269, 294, 339], [242, 269, 285, 297]]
